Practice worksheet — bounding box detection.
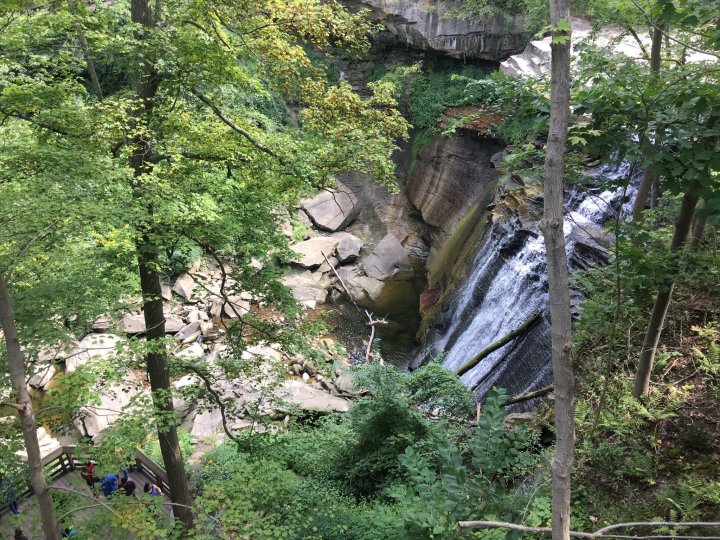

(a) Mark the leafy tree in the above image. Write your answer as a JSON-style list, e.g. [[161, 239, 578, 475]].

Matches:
[[1, 0, 408, 531]]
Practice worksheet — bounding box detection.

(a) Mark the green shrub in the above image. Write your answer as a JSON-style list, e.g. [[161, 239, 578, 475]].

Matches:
[[343, 364, 429, 497]]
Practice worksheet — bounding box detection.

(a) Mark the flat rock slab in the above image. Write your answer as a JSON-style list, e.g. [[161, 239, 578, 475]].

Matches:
[[291, 237, 340, 269], [278, 381, 351, 413], [301, 188, 359, 232], [68, 333, 124, 372], [361, 234, 414, 281]]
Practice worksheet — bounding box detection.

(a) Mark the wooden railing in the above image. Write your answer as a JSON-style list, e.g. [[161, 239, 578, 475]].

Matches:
[[1, 445, 171, 513], [134, 447, 171, 495]]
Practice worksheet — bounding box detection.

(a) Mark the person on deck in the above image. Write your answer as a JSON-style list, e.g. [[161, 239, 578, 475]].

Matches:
[[143, 482, 162, 496], [100, 473, 118, 498], [1, 475, 19, 514], [80, 461, 96, 488], [120, 477, 136, 497]]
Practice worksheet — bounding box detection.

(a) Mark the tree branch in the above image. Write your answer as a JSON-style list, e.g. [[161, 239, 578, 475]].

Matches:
[[192, 91, 281, 160], [458, 519, 720, 538]]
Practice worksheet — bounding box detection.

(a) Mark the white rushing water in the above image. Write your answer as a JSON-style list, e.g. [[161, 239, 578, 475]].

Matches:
[[424, 163, 638, 405]]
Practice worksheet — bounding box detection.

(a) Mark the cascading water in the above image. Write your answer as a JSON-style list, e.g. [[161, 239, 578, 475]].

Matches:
[[420, 163, 638, 408]]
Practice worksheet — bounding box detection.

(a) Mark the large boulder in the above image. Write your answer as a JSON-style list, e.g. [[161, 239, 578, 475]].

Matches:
[[291, 237, 340, 269], [119, 313, 145, 334], [276, 380, 352, 413], [301, 188, 359, 232], [172, 273, 197, 302], [281, 269, 329, 307], [337, 266, 385, 303], [67, 333, 124, 372], [74, 372, 146, 439], [164, 315, 185, 333], [223, 296, 251, 319], [332, 232, 364, 263], [362, 234, 414, 281]]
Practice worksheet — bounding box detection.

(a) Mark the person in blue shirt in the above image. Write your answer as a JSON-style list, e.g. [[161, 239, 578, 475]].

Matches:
[[143, 482, 162, 496], [100, 473, 118, 498]]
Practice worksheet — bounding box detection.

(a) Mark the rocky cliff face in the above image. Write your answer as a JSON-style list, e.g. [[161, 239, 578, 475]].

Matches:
[[406, 128, 502, 290], [349, 0, 531, 61]]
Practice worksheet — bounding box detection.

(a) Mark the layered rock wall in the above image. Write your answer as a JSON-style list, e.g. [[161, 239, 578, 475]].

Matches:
[[350, 0, 531, 61]]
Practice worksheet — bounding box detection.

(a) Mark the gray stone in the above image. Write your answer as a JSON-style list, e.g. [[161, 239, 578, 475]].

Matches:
[[119, 313, 145, 334], [223, 296, 251, 319], [175, 342, 204, 360], [187, 310, 202, 323], [92, 315, 112, 332], [281, 269, 329, 305], [301, 188, 359, 232], [74, 372, 146, 438], [302, 360, 317, 377], [332, 232, 364, 263], [67, 333, 124, 372], [333, 372, 355, 396], [291, 237, 340, 269], [199, 321, 214, 336], [337, 266, 385, 303], [209, 298, 223, 318], [164, 316, 185, 333], [161, 283, 173, 301], [362, 234, 414, 281], [277, 380, 351, 413], [176, 321, 201, 342], [317, 255, 340, 274], [28, 365, 57, 390], [172, 273, 197, 302]]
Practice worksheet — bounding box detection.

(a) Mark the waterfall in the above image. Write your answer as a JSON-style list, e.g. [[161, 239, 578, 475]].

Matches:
[[422, 163, 637, 407]]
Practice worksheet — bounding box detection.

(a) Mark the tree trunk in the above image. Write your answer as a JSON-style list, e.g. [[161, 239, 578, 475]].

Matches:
[[631, 25, 663, 227], [0, 275, 60, 540], [542, 2, 574, 539], [136, 241, 194, 528], [66, 0, 103, 101], [129, 0, 194, 529], [690, 199, 707, 250], [633, 180, 701, 397]]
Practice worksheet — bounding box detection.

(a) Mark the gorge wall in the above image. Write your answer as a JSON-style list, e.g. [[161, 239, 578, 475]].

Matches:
[[348, 0, 531, 61]]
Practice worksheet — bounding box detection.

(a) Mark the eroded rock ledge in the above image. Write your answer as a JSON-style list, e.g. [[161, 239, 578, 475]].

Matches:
[[348, 0, 531, 61]]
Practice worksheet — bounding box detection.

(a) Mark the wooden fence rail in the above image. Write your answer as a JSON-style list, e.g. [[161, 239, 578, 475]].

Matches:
[[0, 445, 170, 513]]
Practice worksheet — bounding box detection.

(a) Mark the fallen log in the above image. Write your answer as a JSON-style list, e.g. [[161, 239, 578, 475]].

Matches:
[[456, 311, 542, 377], [504, 385, 553, 406]]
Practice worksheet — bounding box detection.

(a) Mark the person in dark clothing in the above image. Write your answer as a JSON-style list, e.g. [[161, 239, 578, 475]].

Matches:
[[1, 475, 19, 514], [100, 473, 118, 498], [120, 477, 136, 496], [14, 527, 29, 540]]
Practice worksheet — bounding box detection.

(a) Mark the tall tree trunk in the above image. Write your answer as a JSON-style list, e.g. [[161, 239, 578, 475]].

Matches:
[[66, 0, 103, 101], [690, 199, 707, 250], [631, 25, 664, 227], [129, 0, 194, 529], [0, 275, 60, 540], [541, 2, 574, 539], [632, 180, 700, 397]]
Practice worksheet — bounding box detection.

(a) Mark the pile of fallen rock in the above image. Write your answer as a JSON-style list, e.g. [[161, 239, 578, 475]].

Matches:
[[282, 184, 416, 311]]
